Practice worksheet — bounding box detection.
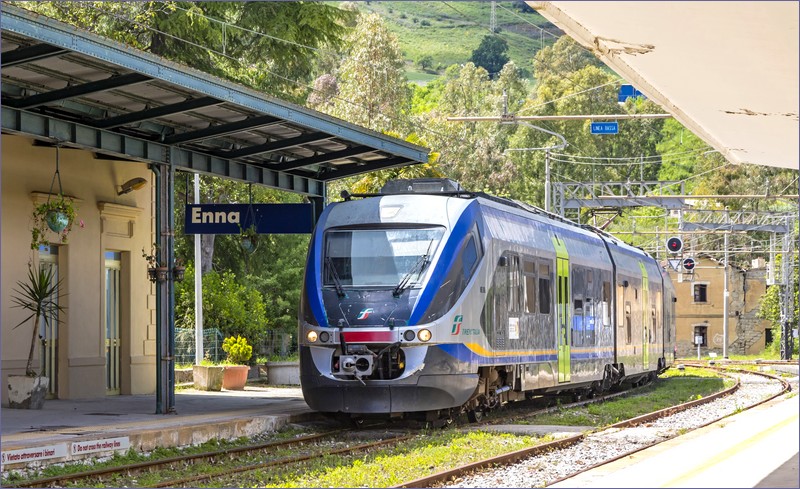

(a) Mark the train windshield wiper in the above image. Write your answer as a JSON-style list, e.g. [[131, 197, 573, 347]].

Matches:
[[325, 257, 346, 298], [393, 240, 434, 297]]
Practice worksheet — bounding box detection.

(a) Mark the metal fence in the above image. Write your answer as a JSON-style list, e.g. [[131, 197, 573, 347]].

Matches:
[[174, 328, 296, 365], [174, 328, 225, 364]]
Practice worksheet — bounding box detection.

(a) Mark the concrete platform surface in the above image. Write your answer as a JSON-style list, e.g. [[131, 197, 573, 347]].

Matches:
[[550, 394, 799, 488], [1, 385, 315, 471]]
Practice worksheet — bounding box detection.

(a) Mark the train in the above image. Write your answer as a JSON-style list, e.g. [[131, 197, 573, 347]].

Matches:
[[299, 178, 677, 423]]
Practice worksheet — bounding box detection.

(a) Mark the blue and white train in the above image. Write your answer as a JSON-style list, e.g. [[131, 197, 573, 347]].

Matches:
[[299, 179, 677, 423]]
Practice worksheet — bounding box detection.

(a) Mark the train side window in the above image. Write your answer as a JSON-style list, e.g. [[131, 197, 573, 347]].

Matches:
[[573, 297, 584, 346], [523, 260, 536, 314], [625, 301, 632, 344], [508, 254, 522, 314], [602, 281, 611, 327], [462, 235, 478, 281], [538, 263, 551, 314]]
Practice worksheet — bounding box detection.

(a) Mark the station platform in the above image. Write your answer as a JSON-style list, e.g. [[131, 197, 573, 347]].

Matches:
[[550, 393, 799, 488], [1, 385, 317, 471]]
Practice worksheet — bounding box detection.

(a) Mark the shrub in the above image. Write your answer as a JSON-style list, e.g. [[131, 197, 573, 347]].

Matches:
[[222, 335, 253, 365]]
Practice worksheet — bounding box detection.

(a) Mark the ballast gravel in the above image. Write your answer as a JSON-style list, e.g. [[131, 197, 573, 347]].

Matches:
[[445, 372, 790, 488]]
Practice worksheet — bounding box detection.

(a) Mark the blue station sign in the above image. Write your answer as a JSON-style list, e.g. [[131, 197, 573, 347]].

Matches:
[[185, 203, 313, 235], [590, 122, 619, 135]]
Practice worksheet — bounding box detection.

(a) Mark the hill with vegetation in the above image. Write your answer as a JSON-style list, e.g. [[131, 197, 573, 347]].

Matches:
[[359, 1, 561, 83]]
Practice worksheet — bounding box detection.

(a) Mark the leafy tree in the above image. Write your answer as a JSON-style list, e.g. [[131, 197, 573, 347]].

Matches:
[[175, 264, 269, 346], [417, 54, 434, 71], [325, 13, 410, 134], [470, 35, 510, 78]]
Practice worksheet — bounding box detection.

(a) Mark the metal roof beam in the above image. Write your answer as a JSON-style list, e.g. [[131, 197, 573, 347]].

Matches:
[[220, 131, 333, 159], [0, 6, 428, 164], [1, 106, 324, 197], [94, 96, 222, 129], [319, 156, 411, 180], [162, 114, 281, 144], [3, 72, 151, 109], [1, 42, 68, 67], [270, 145, 373, 172]]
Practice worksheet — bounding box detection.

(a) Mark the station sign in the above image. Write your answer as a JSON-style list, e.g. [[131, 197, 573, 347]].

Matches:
[[590, 122, 619, 134], [2, 444, 67, 468], [618, 84, 645, 103], [185, 203, 313, 235]]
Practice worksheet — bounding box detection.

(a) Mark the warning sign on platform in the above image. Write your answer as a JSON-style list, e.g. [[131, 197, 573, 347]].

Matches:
[[1, 444, 68, 467], [71, 436, 130, 456]]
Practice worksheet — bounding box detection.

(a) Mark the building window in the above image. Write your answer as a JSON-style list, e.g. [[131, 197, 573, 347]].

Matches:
[[693, 283, 708, 303], [693, 325, 708, 347]]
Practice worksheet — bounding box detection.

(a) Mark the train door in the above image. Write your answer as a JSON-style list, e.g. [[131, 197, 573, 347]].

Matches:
[[638, 262, 650, 370], [552, 236, 571, 383]]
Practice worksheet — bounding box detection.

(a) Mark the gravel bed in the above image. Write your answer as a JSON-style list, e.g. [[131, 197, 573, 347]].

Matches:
[[444, 372, 791, 488]]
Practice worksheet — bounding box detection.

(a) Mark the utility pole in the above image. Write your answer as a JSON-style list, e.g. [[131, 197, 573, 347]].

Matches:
[[723, 227, 729, 359], [545, 149, 551, 212]]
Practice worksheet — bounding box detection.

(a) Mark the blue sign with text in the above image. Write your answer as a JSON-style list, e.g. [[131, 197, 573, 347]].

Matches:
[[184, 203, 313, 235], [590, 122, 619, 135]]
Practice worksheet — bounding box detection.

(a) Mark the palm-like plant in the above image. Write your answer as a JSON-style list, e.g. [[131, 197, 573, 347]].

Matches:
[[11, 263, 65, 376]]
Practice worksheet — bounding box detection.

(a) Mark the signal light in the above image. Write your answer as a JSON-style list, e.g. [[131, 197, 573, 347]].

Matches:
[[667, 237, 683, 253], [683, 257, 696, 271]]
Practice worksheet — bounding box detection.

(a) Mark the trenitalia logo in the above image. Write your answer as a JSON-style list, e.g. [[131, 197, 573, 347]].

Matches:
[[451, 315, 463, 335], [356, 308, 375, 320]]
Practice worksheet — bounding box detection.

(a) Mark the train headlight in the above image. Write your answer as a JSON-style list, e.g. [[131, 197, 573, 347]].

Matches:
[[319, 331, 330, 343], [418, 329, 432, 342], [306, 330, 318, 343], [403, 330, 416, 342]]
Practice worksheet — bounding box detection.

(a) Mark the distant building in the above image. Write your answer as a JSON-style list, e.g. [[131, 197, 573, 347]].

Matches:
[[666, 255, 772, 357]]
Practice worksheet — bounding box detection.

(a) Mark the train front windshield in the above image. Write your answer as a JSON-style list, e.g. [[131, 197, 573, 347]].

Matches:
[[324, 227, 445, 288]]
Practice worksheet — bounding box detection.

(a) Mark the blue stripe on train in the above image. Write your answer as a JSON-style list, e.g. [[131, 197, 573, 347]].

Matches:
[[306, 203, 334, 328], [408, 201, 482, 325]]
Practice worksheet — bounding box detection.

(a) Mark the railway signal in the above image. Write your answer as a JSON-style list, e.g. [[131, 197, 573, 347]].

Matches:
[[667, 236, 683, 253], [683, 257, 696, 271]]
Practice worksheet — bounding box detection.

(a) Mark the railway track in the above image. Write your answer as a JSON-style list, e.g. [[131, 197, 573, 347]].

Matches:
[[396, 366, 790, 488], [5, 365, 789, 488], [5, 429, 409, 488]]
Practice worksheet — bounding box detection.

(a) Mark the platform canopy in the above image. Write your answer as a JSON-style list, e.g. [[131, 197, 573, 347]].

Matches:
[[531, 1, 799, 170], [0, 5, 429, 199]]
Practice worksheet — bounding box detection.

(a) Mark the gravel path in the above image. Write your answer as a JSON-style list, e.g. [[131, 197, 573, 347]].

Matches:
[[444, 372, 791, 488]]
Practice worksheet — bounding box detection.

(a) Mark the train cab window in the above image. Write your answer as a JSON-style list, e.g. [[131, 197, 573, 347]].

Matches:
[[523, 260, 536, 314], [462, 235, 478, 281], [538, 263, 551, 314]]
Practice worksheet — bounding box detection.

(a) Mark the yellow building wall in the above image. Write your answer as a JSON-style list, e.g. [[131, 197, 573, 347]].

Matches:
[[668, 256, 771, 358], [2, 134, 157, 403]]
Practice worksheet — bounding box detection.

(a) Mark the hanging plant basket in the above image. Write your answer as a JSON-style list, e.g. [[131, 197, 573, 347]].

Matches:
[[173, 265, 186, 282], [45, 210, 70, 233], [240, 235, 259, 253]]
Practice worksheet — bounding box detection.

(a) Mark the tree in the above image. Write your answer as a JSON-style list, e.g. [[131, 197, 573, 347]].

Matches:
[[470, 35, 510, 78], [417, 55, 434, 72], [326, 13, 410, 134]]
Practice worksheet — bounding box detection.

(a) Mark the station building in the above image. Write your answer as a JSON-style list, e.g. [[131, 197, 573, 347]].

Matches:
[[666, 255, 772, 358]]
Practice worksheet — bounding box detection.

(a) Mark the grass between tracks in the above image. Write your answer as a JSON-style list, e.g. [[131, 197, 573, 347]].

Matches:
[[522, 366, 732, 427]]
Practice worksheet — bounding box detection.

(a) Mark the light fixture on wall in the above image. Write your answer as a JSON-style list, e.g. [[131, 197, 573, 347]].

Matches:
[[117, 177, 147, 195]]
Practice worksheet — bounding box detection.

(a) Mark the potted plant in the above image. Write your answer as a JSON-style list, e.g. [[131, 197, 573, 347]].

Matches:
[[30, 196, 79, 250], [142, 245, 169, 283], [8, 263, 65, 408], [221, 335, 253, 390], [192, 357, 224, 391], [239, 224, 259, 254], [172, 257, 186, 282]]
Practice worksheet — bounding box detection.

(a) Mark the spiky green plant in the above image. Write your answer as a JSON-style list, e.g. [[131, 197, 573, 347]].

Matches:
[[11, 263, 65, 376]]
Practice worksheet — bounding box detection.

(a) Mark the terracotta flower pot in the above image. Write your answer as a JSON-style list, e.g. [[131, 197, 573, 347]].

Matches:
[[222, 365, 250, 390]]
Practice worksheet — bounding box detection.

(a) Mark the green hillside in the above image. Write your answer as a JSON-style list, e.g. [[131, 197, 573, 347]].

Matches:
[[359, 1, 561, 80]]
